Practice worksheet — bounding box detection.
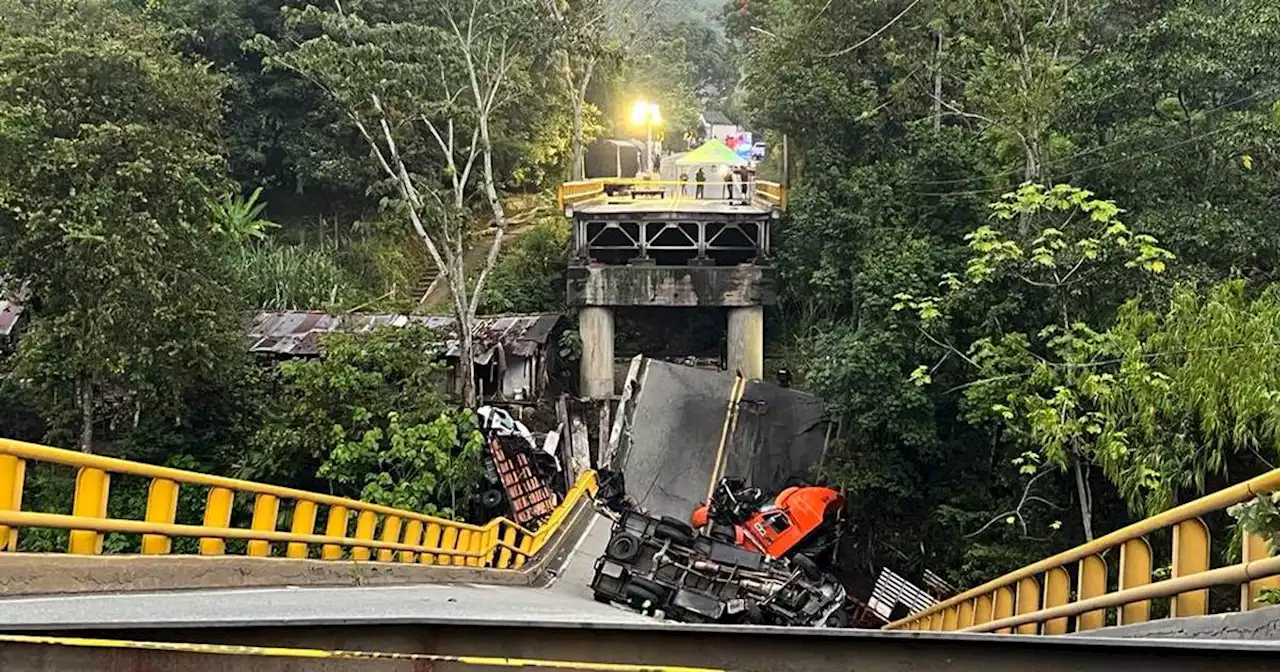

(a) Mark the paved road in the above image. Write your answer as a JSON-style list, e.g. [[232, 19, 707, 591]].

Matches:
[[0, 580, 649, 631]]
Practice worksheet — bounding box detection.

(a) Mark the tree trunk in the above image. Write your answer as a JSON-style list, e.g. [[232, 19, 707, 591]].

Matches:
[[571, 98, 586, 181], [457, 316, 477, 407], [568, 63, 594, 182], [1073, 454, 1094, 541], [78, 376, 93, 454], [932, 30, 943, 131]]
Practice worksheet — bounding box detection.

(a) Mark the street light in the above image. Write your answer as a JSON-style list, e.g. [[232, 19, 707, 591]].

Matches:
[[630, 99, 662, 174]]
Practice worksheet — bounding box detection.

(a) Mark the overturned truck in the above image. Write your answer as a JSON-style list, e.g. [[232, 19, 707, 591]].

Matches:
[[589, 470, 849, 627]]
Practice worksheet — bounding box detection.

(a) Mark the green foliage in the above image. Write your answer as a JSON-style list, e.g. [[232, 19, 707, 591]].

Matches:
[[1101, 282, 1280, 513], [233, 238, 359, 311], [897, 183, 1173, 539], [318, 408, 484, 517], [246, 325, 455, 497], [208, 187, 280, 243], [0, 0, 245, 451], [741, 0, 1280, 584], [480, 216, 571, 314], [1229, 493, 1280, 606]]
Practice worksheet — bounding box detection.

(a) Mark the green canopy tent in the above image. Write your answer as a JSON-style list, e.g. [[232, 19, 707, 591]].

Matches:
[[676, 138, 748, 167]]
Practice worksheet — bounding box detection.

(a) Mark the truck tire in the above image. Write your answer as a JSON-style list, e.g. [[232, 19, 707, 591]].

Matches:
[[792, 554, 822, 581], [606, 533, 643, 562], [624, 585, 662, 614], [480, 489, 504, 509], [628, 576, 670, 601], [654, 517, 695, 546]]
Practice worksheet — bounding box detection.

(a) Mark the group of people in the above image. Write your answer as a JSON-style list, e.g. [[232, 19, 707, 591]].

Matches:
[[679, 166, 753, 200]]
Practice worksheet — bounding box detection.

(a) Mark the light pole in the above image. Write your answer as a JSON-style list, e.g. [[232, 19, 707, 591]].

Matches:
[[630, 100, 662, 175]]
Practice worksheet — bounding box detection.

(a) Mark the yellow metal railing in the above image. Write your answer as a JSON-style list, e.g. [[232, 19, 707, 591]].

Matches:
[[556, 178, 788, 212], [0, 438, 596, 570], [885, 469, 1280, 634]]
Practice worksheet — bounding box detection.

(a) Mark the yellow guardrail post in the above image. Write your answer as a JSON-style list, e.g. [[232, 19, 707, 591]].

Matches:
[[399, 519, 424, 564], [69, 468, 110, 555], [1242, 533, 1280, 610], [248, 494, 279, 557], [1076, 554, 1107, 631], [993, 586, 1015, 634], [498, 525, 517, 569], [322, 505, 348, 560], [421, 523, 442, 565], [957, 599, 975, 629], [973, 593, 993, 628], [1172, 517, 1210, 617], [287, 500, 318, 559], [1041, 567, 1071, 635], [351, 510, 377, 562], [141, 479, 180, 555], [200, 487, 234, 555], [942, 605, 960, 631], [1118, 538, 1152, 625], [0, 454, 25, 551], [376, 516, 403, 563], [439, 526, 459, 566], [1014, 577, 1040, 634]]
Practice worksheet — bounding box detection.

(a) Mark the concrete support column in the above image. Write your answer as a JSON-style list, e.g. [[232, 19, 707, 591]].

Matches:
[[727, 305, 764, 381], [579, 307, 615, 399]]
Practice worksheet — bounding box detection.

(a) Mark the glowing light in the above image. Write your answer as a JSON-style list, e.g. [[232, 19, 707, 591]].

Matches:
[[630, 100, 661, 126]]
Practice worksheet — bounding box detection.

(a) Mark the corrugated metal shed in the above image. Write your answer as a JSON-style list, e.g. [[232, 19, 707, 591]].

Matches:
[[0, 300, 23, 337], [245, 311, 561, 364]]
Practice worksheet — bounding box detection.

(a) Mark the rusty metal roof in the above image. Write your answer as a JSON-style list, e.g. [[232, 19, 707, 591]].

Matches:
[[0, 301, 23, 337], [246, 311, 561, 362]]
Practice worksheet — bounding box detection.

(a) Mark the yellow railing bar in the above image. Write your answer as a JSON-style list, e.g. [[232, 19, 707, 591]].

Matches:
[[557, 178, 787, 211], [0, 510, 490, 559], [0, 437, 598, 568], [963, 555, 1280, 634], [886, 465, 1280, 630], [4, 438, 493, 535]]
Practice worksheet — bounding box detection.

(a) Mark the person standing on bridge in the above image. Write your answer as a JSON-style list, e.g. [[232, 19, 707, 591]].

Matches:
[[695, 167, 706, 199]]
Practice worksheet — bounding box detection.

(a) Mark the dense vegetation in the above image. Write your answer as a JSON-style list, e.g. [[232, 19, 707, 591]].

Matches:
[[4, 0, 1280, 592], [735, 0, 1280, 583]]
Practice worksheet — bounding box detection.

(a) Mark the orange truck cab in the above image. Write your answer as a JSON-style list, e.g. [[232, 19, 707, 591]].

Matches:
[[692, 481, 845, 560]]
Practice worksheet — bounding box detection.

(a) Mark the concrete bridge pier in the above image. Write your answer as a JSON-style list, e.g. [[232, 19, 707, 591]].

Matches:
[[578, 306, 615, 399], [727, 305, 764, 380]]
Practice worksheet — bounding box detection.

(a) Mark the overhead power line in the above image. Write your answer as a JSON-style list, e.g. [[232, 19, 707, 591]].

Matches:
[[908, 88, 1278, 188], [821, 0, 923, 59]]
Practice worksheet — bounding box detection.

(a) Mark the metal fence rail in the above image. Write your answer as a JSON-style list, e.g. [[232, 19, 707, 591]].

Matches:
[[884, 468, 1280, 634], [556, 178, 787, 212], [0, 438, 596, 570]]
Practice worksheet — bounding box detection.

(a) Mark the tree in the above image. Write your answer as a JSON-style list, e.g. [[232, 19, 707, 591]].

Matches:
[[0, 0, 245, 453], [896, 183, 1174, 540], [249, 325, 477, 515], [261, 0, 554, 405], [545, 0, 665, 180], [1100, 281, 1280, 514]]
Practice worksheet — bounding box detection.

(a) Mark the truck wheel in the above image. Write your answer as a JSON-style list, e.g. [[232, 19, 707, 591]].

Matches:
[[480, 489, 504, 509], [624, 585, 662, 614], [606, 533, 643, 562], [655, 517, 695, 546], [593, 591, 613, 604], [792, 554, 822, 581], [825, 609, 850, 628], [627, 576, 670, 601]]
